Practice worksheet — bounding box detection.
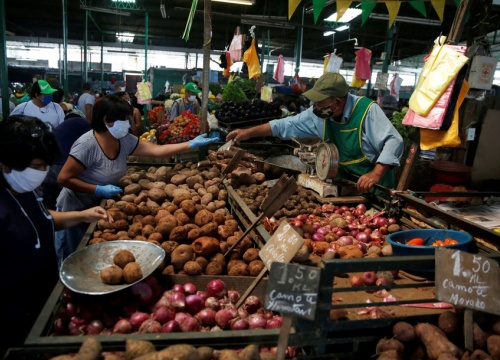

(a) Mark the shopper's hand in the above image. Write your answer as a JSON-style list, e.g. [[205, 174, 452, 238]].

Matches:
[[189, 134, 220, 149], [80, 206, 114, 223], [95, 184, 123, 198], [356, 172, 382, 193]]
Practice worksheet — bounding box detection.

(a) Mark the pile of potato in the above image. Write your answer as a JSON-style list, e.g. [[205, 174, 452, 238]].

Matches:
[[374, 311, 500, 359], [50, 337, 284, 360], [90, 163, 265, 277]]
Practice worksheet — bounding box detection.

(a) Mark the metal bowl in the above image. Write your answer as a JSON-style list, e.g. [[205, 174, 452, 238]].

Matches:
[[60, 240, 165, 295]]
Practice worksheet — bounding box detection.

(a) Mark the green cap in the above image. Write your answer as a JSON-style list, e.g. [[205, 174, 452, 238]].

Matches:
[[185, 82, 200, 94], [303, 73, 349, 102], [37, 80, 57, 95]]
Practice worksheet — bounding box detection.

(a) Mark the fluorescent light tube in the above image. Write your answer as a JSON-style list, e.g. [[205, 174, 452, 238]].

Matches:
[[325, 8, 362, 23], [335, 25, 349, 31], [369, 13, 441, 26], [212, 0, 254, 5], [160, 4, 166, 18], [80, 5, 131, 16], [323, 31, 336, 36]]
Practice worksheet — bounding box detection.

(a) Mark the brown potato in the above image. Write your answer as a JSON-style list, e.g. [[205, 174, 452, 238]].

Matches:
[[170, 244, 194, 270], [100, 265, 123, 284], [123, 262, 143, 283], [113, 250, 136, 268], [183, 260, 203, 275]]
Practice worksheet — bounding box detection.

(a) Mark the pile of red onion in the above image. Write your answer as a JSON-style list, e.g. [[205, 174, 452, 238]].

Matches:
[[54, 277, 282, 335]]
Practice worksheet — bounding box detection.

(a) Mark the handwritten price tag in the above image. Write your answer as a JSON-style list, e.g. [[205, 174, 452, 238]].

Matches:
[[435, 248, 500, 315], [259, 222, 304, 271]]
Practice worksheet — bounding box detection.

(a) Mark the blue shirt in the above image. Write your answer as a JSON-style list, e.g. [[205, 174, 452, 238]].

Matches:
[[269, 94, 404, 167]]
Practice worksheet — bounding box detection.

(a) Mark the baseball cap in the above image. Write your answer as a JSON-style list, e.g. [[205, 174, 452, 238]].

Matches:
[[303, 73, 349, 102], [185, 82, 200, 94], [36, 80, 57, 95]]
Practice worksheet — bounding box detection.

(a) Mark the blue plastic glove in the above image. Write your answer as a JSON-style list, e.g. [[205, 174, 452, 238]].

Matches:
[[95, 185, 123, 198], [189, 134, 220, 149]]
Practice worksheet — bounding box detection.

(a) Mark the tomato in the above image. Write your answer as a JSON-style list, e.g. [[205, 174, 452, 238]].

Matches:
[[444, 238, 458, 245], [407, 237, 425, 246], [431, 240, 445, 246]]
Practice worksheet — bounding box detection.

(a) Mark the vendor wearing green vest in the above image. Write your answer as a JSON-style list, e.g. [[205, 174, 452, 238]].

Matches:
[[225, 73, 404, 194]]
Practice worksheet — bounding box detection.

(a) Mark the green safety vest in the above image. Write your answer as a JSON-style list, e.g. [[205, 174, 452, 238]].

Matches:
[[322, 96, 396, 192]]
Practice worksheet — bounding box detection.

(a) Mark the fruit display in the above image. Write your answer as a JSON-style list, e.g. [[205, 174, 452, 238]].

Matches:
[[158, 111, 200, 144], [139, 128, 157, 142]]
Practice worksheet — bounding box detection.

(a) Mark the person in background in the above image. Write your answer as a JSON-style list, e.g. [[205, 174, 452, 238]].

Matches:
[[56, 95, 219, 265], [0, 115, 111, 357], [116, 91, 143, 137], [41, 110, 91, 210], [169, 82, 201, 121], [380, 94, 399, 119], [11, 80, 65, 130], [52, 88, 73, 113], [226, 73, 404, 194], [77, 82, 95, 122], [8, 87, 19, 106]]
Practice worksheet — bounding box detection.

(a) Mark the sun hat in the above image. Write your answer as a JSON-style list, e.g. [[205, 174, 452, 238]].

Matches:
[[303, 73, 349, 102], [185, 82, 200, 94], [35, 80, 58, 95]]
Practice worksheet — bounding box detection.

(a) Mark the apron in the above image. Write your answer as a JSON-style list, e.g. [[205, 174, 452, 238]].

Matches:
[[323, 97, 396, 192]]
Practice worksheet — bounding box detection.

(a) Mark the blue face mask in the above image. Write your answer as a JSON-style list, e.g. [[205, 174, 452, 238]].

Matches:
[[41, 95, 53, 106]]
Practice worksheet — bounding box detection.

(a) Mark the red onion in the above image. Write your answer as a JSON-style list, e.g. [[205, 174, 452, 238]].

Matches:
[[355, 242, 367, 254], [195, 308, 217, 326], [237, 307, 249, 319], [210, 325, 223, 332], [290, 219, 303, 227], [130, 282, 153, 305], [205, 296, 220, 311], [340, 206, 349, 212], [337, 236, 353, 246], [375, 217, 388, 227], [355, 232, 370, 244], [215, 309, 235, 329], [130, 311, 150, 330], [172, 284, 185, 294], [68, 319, 86, 336], [390, 270, 399, 278], [379, 225, 388, 235], [296, 214, 308, 222], [174, 312, 192, 325], [388, 218, 397, 225], [185, 294, 205, 315], [356, 203, 366, 213], [206, 279, 227, 299], [227, 290, 241, 304], [311, 223, 321, 231], [316, 227, 330, 237], [196, 290, 209, 302], [344, 215, 355, 223], [362, 271, 377, 286], [247, 313, 267, 329], [335, 228, 346, 237], [334, 208, 343, 214], [226, 305, 238, 318], [321, 204, 335, 213], [230, 318, 250, 330], [370, 230, 382, 240], [311, 233, 325, 242], [86, 320, 104, 335], [303, 233, 312, 240], [243, 295, 261, 314], [62, 302, 77, 320], [139, 319, 162, 333], [162, 320, 181, 333], [266, 316, 283, 329], [153, 306, 175, 324], [167, 291, 186, 311], [350, 230, 360, 238], [113, 319, 132, 334], [349, 275, 364, 287], [183, 283, 197, 295], [363, 227, 372, 234], [180, 317, 200, 332], [53, 318, 66, 335]]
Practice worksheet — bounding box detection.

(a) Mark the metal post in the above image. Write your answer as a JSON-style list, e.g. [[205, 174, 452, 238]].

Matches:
[[62, 0, 68, 92], [381, 25, 394, 95], [143, 11, 149, 133], [0, 0, 9, 119], [200, 0, 211, 134], [294, 4, 305, 76], [100, 36, 104, 89], [83, 10, 88, 82]]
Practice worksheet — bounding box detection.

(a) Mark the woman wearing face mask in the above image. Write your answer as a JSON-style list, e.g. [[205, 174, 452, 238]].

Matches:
[[56, 95, 219, 265], [226, 73, 404, 194], [169, 82, 201, 122], [0, 115, 111, 357], [10, 80, 65, 129], [116, 91, 143, 137]]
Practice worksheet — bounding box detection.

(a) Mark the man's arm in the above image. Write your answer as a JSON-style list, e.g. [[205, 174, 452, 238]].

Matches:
[[226, 123, 273, 143]]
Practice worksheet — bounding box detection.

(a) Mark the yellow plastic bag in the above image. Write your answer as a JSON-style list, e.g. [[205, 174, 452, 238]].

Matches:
[[243, 39, 261, 80], [261, 86, 273, 103], [410, 38, 468, 116], [137, 82, 152, 101], [420, 80, 470, 150], [351, 71, 366, 88]]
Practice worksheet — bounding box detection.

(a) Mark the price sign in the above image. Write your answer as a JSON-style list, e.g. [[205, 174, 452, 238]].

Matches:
[[265, 262, 320, 320], [435, 248, 500, 315], [259, 222, 304, 271]]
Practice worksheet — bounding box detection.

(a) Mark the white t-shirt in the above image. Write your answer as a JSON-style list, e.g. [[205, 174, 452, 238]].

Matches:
[[77, 93, 95, 119], [10, 100, 65, 129]]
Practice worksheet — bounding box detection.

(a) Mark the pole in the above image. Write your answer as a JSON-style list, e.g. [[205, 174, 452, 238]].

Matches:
[[0, 0, 9, 119], [294, 4, 305, 76], [83, 10, 88, 83], [62, 0, 68, 92], [200, 0, 211, 134]]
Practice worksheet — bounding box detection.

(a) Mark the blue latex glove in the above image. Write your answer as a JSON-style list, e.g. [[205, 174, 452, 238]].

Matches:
[[189, 134, 220, 149], [95, 185, 123, 198]]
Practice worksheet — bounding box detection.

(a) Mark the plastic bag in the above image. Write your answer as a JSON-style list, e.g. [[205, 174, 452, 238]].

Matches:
[[274, 55, 285, 84], [243, 39, 261, 80], [409, 38, 468, 116], [261, 86, 273, 102], [354, 48, 372, 80], [136, 82, 152, 104], [229, 27, 242, 62], [325, 54, 343, 73], [419, 80, 470, 150]]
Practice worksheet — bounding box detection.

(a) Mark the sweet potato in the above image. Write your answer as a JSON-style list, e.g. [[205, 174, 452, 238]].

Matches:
[[238, 344, 260, 360], [438, 311, 463, 339], [126, 338, 156, 358], [170, 244, 194, 270], [392, 321, 416, 343], [100, 265, 123, 284], [473, 322, 487, 350], [415, 323, 463, 359], [76, 337, 102, 360], [157, 344, 199, 360], [377, 350, 401, 360], [465, 349, 491, 360], [487, 334, 500, 359], [219, 349, 240, 360], [376, 338, 404, 357]]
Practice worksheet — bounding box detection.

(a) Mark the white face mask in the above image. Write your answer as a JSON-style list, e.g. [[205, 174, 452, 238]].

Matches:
[[3, 167, 49, 193], [188, 95, 197, 102], [106, 120, 130, 139]]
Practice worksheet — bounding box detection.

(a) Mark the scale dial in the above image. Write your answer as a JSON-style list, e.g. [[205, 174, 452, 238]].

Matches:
[[315, 142, 339, 181]]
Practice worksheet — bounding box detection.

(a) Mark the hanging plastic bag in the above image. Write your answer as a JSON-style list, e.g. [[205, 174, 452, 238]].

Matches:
[[261, 86, 273, 102], [409, 37, 468, 116], [419, 80, 470, 150], [274, 55, 285, 84], [229, 27, 243, 62], [325, 53, 343, 73], [351, 71, 366, 88], [136, 82, 152, 105], [243, 39, 261, 80], [354, 48, 372, 80]]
